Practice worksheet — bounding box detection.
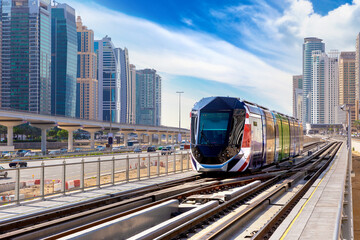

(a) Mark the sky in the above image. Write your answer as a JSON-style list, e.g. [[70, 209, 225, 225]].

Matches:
[[64, 0, 359, 128]]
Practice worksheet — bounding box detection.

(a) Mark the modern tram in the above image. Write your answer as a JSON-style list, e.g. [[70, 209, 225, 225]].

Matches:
[[190, 97, 303, 172]]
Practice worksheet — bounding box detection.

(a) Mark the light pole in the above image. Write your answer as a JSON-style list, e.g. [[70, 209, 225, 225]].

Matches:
[[341, 104, 352, 173], [176, 91, 184, 143]]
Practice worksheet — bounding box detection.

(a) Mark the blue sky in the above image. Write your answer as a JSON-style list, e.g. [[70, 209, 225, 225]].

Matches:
[[66, 0, 358, 128]]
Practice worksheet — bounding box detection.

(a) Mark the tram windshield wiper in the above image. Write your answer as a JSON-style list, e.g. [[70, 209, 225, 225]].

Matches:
[[200, 124, 214, 147]]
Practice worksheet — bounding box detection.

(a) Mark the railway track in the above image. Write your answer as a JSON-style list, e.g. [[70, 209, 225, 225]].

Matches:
[[0, 141, 338, 239]]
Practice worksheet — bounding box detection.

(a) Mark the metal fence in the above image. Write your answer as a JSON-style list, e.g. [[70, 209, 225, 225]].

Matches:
[[0, 151, 192, 205]]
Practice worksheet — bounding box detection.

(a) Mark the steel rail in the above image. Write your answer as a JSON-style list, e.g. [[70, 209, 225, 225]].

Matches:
[[252, 142, 342, 239], [201, 142, 341, 240], [154, 142, 339, 240], [0, 174, 202, 237], [43, 174, 276, 240]]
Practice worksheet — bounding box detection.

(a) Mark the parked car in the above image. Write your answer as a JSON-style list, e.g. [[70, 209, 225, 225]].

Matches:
[[49, 150, 60, 155], [161, 146, 175, 155], [157, 146, 164, 150], [9, 159, 27, 168], [0, 166, 8, 178], [180, 144, 184, 150], [147, 146, 156, 152], [60, 148, 68, 153], [134, 147, 142, 153], [96, 145, 106, 151], [4, 152, 17, 158], [16, 149, 30, 157], [112, 146, 121, 152], [24, 151, 37, 157], [1, 151, 9, 157]]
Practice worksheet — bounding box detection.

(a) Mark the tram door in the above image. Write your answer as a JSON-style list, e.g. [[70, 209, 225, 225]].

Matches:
[[249, 115, 263, 168]]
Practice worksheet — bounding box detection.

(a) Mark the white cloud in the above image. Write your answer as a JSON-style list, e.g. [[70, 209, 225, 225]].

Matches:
[[181, 18, 194, 26], [224, 0, 360, 73], [67, 0, 360, 127], [67, 0, 292, 127]]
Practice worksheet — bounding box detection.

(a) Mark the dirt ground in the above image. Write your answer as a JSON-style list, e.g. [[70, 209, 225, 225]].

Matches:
[[353, 151, 360, 239]]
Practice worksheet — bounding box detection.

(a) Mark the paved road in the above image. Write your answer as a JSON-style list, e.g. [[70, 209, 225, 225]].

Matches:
[[0, 150, 190, 184]]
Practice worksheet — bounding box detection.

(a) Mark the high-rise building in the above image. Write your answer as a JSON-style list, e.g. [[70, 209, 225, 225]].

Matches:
[[302, 37, 325, 125], [356, 33, 360, 121], [51, 3, 77, 117], [311, 50, 339, 124], [311, 50, 326, 124], [136, 69, 161, 126], [95, 36, 120, 122], [325, 50, 339, 124], [292, 75, 303, 120], [128, 64, 137, 124], [119, 48, 130, 123], [339, 51, 357, 127], [76, 16, 98, 120], [0, 0, 52, 114]]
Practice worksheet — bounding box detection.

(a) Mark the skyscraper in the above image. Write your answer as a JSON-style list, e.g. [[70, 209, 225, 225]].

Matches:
[[119, 48, 130, 123], [292, 75, 302, 120], [324, 50, 339, 124], [311, 50, 326, 124], [311, 50, 339, 124], [356, 33, 360, 121], [51, 3, 77, 117], [95, 36, 120, 122], [136, 69, 161, 126], [76, 16, 98, 120], [339, 51, 357, 126], [302, 37, 325, 124], [128, 64, 137, 124], [0, 0, 52, 114]]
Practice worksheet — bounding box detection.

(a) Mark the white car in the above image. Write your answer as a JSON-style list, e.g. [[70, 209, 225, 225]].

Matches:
[[0, 166, 8, 178]]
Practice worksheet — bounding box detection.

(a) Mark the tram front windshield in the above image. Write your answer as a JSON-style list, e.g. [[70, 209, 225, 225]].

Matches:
[[198, 112, 230, 145]]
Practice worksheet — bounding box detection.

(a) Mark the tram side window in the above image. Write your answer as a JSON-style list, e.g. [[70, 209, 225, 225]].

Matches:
[[191, 115, 197, 144]]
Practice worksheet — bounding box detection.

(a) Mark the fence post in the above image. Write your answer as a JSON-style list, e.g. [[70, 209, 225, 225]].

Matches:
[[147, 154, 150, 178], [157, 153, 160, 176], [137, 154, 140, 180], [62, 160, 66, 194], [187, 151, 190, 170], [111, 156, 115, 185], [166, 153, 168, 175], [126, 155, 129, 182], [81, 158, 85, 191], [173, 152, 176, 173], [97, 157, 101, 188], [40, 162, 45, 200], [181, 152, 183, 172], [15, 165, 20, 205]]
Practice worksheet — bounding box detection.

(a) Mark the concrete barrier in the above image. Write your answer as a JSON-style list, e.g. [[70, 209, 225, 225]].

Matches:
[[54, 183, 61, 192], [352, 139, 360, 152], [0, 182, 26, 192]]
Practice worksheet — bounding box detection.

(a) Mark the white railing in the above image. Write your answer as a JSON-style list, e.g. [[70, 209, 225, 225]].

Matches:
[[0, 151, 192, 205]]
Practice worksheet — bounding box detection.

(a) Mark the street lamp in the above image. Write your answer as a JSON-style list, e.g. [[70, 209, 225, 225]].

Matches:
[[340, 104, 352, 173], [176, 91, 184, 143]]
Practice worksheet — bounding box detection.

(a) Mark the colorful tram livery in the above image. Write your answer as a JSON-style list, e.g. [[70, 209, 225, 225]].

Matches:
[[190, 97, 303, 172]]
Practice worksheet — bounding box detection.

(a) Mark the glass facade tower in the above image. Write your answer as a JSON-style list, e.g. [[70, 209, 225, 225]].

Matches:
[[95, 36, 120, 122], [119, 47, 130, 124], [136, 69, 161, 126], [0, 0, 51, 114], [51, 3, 77, 117], [302, 37, 325, 124]]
